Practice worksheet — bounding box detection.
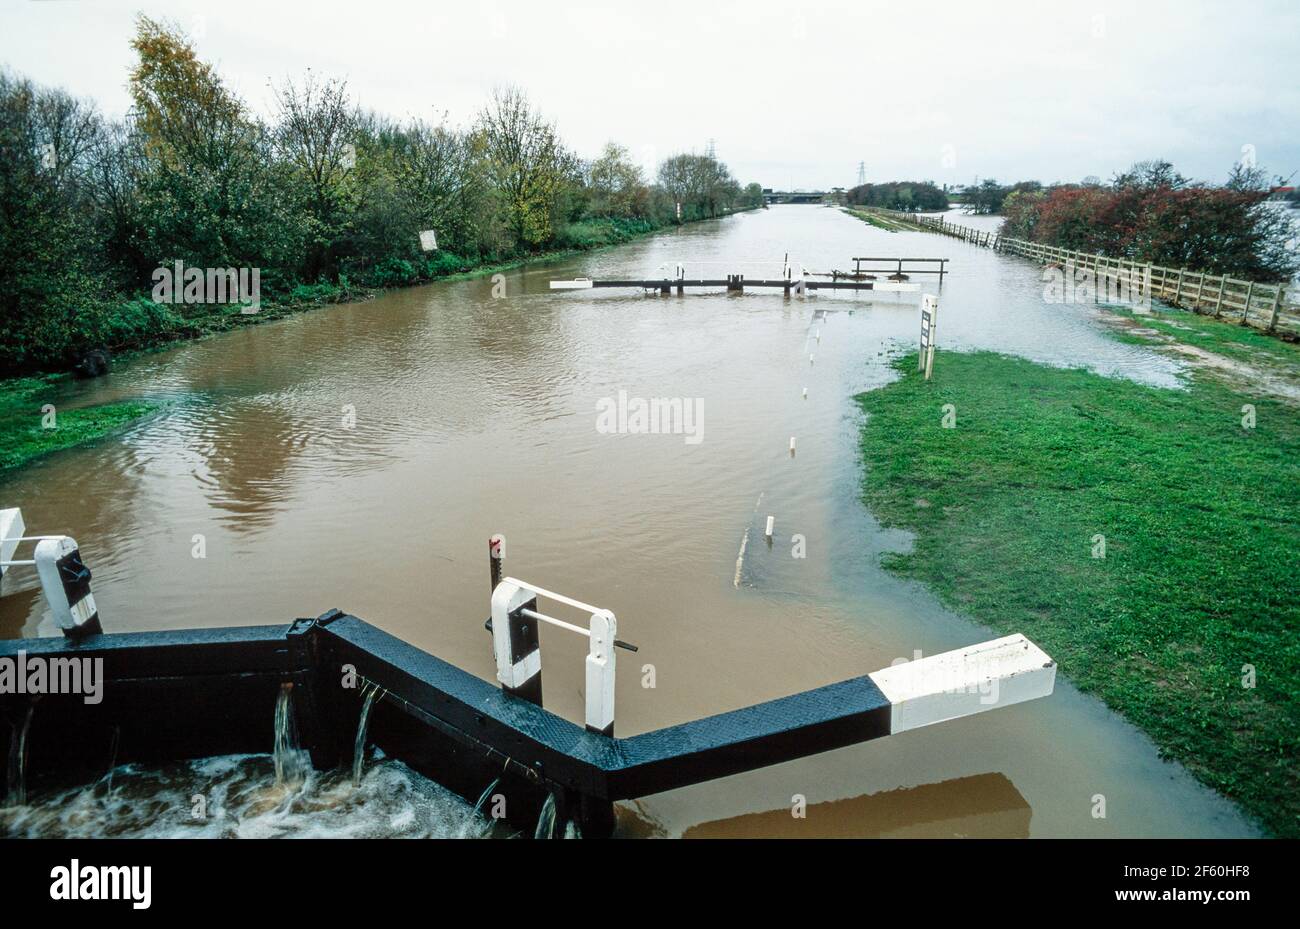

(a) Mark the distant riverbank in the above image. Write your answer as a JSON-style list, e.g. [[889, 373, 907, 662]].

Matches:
[[0, 209, 753, 478]]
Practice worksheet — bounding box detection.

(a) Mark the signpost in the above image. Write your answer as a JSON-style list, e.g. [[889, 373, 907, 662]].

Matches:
[[919, 294, 939, 379]]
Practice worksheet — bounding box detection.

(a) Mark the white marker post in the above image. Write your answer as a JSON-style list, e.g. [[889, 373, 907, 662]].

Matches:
[[585, 609, 617, 736], [35, 537, 100, 639], [0, 507, 24, 581], [764, 516, 775, 541], [1, 508, 101, 639], [490, 580, 543, 707], [919, 294, 939, 380], [489, 577, 626, 735]]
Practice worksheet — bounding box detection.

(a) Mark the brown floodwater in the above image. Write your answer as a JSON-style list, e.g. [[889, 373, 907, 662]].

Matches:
[[0, 205, 1258, 837]]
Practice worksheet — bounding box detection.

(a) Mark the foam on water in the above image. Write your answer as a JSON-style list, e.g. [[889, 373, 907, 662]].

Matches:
[[0, 753, 498, 839]]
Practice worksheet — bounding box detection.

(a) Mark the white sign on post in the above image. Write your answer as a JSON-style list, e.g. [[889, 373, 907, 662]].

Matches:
[[919, 294, 938, 380]]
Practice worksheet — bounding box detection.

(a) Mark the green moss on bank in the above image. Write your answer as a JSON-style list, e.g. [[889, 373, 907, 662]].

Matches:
[[856, 350, 1299, 836], [0, 376, 158, 476]]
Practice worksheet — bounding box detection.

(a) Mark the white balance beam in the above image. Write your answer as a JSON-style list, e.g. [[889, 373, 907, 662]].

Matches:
[[868, 634, 1056, 734], [868, 282, 921, 293], [0, 507, 25, 578]]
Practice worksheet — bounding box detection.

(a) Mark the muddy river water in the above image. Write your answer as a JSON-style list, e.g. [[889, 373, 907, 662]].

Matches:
[[0, 206, 1259, 837]]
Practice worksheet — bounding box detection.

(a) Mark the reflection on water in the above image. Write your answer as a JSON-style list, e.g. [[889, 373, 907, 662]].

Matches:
[[0, 206, 1255, 837], [682, 773, 1031, 839]]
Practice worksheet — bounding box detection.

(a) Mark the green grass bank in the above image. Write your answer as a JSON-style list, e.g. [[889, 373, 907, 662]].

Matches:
[[856, 347, 1299, 836], [843, 207, 913, 232], [0, 376, 158, 477]]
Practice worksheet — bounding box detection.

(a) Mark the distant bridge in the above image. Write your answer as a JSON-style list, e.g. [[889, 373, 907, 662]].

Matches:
[[763, 188, 844, 205]]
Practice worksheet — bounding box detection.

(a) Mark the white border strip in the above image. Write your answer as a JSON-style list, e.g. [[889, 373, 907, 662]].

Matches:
[[868, 634, 1056, 734]]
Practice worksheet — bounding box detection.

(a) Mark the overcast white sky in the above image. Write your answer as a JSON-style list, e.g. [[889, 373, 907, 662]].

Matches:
[[3, 0, 1297, 190]]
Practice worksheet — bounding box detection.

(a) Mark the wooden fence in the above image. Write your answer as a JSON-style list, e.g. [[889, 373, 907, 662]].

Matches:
[[868, 209, 1298, 338]]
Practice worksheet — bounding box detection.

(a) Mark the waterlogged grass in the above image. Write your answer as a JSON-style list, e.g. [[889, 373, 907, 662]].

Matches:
[[844, 207, 912, 232], [856, 350, 1299, 836], [1105, 303, 1300, 371], [0, 376, 157, 475]]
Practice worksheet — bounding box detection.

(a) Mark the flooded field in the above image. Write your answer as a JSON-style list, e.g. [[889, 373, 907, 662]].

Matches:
[[0, 205, 1258, 837]]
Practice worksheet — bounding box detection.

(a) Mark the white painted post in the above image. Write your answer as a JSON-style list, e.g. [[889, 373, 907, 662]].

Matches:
[[919, 294, 939, 379], [789, 437, 797, 455], [0, 507, 24, 580], [585, 610, 616, 735], [764, 515, 775, 540], [490, 580, 543, 705], [33, 536, 100, 639]]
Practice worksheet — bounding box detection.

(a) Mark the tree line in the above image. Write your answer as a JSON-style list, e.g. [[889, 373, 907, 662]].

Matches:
[[999, 161, 1297, 281], [0, 16, 762, 375], [958, 179, 1043, 215], [846, 181, 948, 212]]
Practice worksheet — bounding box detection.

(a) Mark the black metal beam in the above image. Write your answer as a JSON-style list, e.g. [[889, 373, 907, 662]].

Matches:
[[605, 676, 890, 799], [2, 612, 899, 832], [0, 624, 298, 799], [307, 613, 895, 802]]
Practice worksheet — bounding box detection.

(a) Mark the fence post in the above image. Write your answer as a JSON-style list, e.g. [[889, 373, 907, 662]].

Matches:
[[1268, 285, 1285, 331], [1213, 276, 1225, 316]]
